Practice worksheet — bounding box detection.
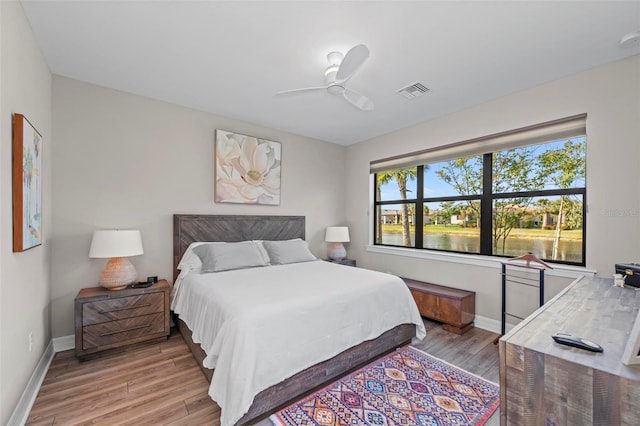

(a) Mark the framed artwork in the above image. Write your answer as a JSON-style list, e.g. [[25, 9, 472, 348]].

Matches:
[[13, 113, 43, 252], [215, 129, 281, 205]]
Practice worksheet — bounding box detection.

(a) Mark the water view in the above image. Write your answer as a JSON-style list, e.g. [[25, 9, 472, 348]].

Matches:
[[379, 233, 582, 263]]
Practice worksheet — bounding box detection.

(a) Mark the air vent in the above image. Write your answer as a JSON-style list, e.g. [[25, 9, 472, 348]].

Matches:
[[396, 82, 430, 99]]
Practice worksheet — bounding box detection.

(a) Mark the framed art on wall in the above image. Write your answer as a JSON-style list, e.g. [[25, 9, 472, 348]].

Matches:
[[215, 129, 281, 205], [13, 113, 43, 252]]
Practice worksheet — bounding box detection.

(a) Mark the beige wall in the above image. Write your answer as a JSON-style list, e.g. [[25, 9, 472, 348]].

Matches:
[[51, 76, 346, 337], [0, 1, 52, 423], [346, 55, 640, 322]]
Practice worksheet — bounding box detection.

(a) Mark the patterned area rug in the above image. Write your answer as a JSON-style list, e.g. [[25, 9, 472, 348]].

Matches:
[[270, 346, 499, 426]]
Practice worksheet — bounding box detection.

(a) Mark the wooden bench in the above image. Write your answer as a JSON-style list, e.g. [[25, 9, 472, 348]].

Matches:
[[402, 277, 476, 334]]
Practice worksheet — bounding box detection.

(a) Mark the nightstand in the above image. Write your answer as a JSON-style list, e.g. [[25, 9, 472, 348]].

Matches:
[[74, 279, 170, 360], [325, 258, 356, 267]]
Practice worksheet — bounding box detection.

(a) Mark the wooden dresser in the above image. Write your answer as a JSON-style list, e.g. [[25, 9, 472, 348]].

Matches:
[[499, 276, 640, 425], [75, 280, 170, 360]]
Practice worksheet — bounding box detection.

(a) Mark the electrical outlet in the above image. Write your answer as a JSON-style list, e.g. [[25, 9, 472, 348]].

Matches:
[[28, 332, 33, 352]]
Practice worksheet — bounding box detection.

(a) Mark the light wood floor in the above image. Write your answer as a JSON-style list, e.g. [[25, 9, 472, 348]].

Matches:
[[26, 319, 500, 425]]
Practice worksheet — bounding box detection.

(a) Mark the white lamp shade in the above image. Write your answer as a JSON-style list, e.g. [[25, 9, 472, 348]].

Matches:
[[325, 226, 350, 243], [89, 230, 144, 258]]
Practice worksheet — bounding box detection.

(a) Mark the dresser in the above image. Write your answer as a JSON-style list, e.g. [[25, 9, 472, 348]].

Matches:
[[75, 280, 170, 360], [499, 276, 640, 425]]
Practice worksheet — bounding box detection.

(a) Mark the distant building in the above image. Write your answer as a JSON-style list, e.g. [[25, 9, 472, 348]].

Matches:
[[450, 214, 478, 227], [383, 208, 562, 229], [381, 210, 414, 225]]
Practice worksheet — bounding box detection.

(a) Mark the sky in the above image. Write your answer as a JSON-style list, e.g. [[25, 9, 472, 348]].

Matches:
[[378, 137, 586, 208]]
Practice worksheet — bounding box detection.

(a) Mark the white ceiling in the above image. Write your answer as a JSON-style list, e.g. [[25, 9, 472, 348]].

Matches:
[[21, 1, 640, 146]]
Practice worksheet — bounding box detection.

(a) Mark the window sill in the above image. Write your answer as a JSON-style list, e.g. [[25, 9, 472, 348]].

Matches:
[[365, 244, 596, 279]]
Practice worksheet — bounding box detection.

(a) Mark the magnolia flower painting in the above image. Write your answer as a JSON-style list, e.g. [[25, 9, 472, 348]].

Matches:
[[215, 130, 281, 205]]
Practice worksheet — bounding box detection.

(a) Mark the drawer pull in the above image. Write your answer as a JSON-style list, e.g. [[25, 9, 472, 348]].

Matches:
[[99, 303, 151, 314], [100, 324, 151, 336]]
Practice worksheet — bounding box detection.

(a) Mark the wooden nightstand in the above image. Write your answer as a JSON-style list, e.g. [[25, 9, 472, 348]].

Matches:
[[325, 258, 356, 267], [74, 279, 170, 360]]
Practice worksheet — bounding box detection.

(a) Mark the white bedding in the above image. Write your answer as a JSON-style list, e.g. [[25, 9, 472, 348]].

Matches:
[[172, 260, 426, 426]]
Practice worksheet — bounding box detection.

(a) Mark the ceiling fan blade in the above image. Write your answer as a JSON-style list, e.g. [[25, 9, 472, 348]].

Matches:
[[335, 44, 369, 84], [343, 88, 374, 111], [276, 86, 327, 95]]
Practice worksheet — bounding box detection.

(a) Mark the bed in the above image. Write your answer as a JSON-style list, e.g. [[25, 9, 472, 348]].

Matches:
[[172, 214, 426, 425]]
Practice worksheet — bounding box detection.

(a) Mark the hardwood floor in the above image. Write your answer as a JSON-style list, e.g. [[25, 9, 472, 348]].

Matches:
[[413, 320, 501, 426], [26, 319, 500, 425]]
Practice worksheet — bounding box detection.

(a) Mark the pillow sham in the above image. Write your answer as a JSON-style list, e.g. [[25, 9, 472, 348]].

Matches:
[[262, 239, 317, 265], [252, 240, 272, 265], [178, 241, 271, 271], [177, 242, 221, 271], [193, 241, 269, 273]]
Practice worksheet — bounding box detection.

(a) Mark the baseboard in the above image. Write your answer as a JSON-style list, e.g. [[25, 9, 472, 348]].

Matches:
[[474, 314, 515, 335], [6, 341, 55, 426], [53, 334, 75, 352], [7, 336, 74, 426]]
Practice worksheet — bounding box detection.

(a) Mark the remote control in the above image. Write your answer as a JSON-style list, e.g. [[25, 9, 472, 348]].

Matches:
[[552, 332, 603, 352], [129, 281, 153, 289]]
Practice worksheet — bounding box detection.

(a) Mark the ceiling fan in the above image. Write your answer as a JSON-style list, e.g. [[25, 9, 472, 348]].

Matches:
[[277, 44, 374, 111]]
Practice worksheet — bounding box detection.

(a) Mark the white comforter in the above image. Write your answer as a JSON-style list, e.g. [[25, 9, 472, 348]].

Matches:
[[172, 260, 426, 426]]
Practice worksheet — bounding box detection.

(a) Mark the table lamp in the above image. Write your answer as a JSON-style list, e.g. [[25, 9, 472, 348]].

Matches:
[[89, 230, 144, 290], [325, 226, 350, 261]]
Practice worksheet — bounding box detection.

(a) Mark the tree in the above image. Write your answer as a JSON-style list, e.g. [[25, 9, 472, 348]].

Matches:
[[437, 156, 483, 221], [538, 139, 585, 259], [377, 167, 417, 246], [437, 150, 545, 254], [491, 147, 553, 253], [436, 201, 457, 226]]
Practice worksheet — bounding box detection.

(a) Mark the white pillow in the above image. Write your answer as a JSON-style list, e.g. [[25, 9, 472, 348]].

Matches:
[[252, 240, 272, 265], [177, 242, 221, 271], [193, 241, 269, 273], [178, 241, 271, 271], [262, 239, 317, 265]]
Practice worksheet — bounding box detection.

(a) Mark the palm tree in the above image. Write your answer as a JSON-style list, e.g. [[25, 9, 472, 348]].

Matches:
[[377, 168, 417, 246]]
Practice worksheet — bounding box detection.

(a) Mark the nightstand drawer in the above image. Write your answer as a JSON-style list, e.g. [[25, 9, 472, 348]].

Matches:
[[82, 292, 164, 325], [75, 280, 170, 360], [82, 312, 166, 349]]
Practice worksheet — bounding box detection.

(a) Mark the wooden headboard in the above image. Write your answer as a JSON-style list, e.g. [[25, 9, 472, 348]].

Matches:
[[173, 214, 305, 280]]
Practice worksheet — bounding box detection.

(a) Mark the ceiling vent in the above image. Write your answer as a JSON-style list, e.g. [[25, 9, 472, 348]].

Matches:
[[397, 82, 430, 99]]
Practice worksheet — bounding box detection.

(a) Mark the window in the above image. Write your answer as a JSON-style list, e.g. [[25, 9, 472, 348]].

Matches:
[[372, 115, 586, 265]]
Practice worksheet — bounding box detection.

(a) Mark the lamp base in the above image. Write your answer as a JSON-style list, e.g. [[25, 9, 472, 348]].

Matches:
[[99, 257, 138, 290], [327, 242, 346, 261]]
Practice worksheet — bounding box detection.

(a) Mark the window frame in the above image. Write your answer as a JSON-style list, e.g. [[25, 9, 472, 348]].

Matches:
[[373, 145, 587, 267]]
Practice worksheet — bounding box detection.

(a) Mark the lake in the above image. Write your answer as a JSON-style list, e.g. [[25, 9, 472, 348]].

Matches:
[[380, 233, 582, 263]]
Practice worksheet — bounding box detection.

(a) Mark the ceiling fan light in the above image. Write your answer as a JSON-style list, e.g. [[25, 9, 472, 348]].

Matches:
[[327, 51, 343, 65], [324, 64, 339, 76]]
